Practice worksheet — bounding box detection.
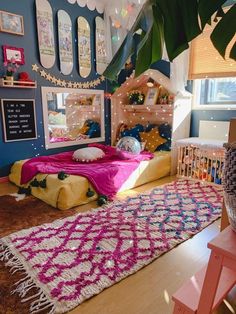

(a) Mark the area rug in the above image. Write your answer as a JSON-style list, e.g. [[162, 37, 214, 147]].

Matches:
[[0, 179, 223, 314]]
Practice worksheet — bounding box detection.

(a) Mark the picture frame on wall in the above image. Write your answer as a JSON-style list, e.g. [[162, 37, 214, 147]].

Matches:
[[3, 45, 25, 65], [144, 87, 159, 106], [0, 10, 24, 36]]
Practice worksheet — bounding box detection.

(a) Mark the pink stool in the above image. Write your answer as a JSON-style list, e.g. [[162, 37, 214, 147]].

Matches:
[[172, 226, 236, 314]]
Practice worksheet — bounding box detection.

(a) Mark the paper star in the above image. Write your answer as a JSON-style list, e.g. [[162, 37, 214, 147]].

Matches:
[[57, 79, 62, 86], [100, 75, 105, 81], [40, 70, 47, 77], [51, 76, 57, 84], [32, 64, 39, 72], [46, 74, 52, 81], [72, 82, 78, 88], [67, 81, 73, 88], [61, 80, 66, 87]]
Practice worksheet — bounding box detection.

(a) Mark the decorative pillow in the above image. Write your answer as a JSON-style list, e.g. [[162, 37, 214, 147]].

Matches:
[[139, 128, 167, 153], [158, 123, 172, 141], [121, 124, 144, 141], [156, 140, 172, 151], [72, 147, 105, 162]]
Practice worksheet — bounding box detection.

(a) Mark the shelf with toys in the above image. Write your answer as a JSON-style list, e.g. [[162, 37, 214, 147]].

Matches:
[[111, 69, 192, 174]]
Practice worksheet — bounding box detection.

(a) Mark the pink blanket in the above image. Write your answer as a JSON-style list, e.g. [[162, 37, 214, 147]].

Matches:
[[20, 144, 153, 198]]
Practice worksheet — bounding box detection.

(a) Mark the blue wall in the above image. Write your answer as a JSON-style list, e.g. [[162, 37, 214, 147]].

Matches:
[[0, 0, 110, 177], [190, 109, 236, 136]]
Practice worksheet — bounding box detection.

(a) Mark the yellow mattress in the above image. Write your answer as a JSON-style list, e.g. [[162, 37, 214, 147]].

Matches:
[[9, 151, 171, 210]]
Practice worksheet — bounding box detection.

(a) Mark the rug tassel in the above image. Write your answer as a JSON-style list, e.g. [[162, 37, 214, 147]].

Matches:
[[0, 243, 55, 314], [30, 292, 55, 314]]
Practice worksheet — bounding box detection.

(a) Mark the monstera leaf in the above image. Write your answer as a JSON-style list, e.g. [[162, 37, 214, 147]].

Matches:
[[104, 0, 236, 80]]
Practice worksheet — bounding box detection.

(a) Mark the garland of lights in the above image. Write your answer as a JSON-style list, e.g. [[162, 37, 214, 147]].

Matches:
[[32, 64, 105, 89]]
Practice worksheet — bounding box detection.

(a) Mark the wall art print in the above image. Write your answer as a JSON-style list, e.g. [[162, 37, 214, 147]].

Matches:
[[58, 10, 73, 75], [0, 10, 24, 35], [95, 16, 107, 75], [77, 16, 91, 78], [36, 0, 55, 69]]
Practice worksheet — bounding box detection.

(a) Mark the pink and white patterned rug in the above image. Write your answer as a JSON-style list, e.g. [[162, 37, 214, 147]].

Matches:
[[0, 179, 222, 314]]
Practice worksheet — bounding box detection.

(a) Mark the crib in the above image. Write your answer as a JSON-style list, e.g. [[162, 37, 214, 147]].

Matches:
[[176, 138, 225, 185]]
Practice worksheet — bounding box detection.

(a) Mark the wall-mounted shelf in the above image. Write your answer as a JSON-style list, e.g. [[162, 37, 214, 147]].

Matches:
[[122, 104, 174, 113], [0, 78, 37, 89]]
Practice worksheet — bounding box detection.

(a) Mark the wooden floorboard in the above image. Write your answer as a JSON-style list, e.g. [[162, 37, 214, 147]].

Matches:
[[0, 177, 235, 314]]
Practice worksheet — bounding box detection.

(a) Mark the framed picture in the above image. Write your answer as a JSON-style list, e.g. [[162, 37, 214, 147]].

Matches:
[[3, 45, 25, 65], [0, 10, 24, 35], [144, 87, 159, 106], [1, 99, 37, 142]]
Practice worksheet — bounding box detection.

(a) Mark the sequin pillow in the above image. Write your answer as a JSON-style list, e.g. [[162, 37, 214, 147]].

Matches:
[[72, 147, 105, 162], [139, 128, 167, 153]]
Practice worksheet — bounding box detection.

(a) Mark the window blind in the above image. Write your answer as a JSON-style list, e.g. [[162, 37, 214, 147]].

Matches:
[[189, 22, 236, 80]]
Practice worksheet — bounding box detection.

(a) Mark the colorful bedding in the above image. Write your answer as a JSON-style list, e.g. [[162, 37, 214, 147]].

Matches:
[[20, 144, 153, 198], [9, 151, 171, 210]]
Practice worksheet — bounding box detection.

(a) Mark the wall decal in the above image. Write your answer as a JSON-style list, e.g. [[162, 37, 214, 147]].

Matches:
[[0, 10, 24, 36], [36, 0, 56, 69], [77, 16, 91, 78], [32, 63, 105, 88], [1, 99, 37, 142], [95, 17, 107, 75], [66, 0, 105, 14], [58, 10, 73, 75]]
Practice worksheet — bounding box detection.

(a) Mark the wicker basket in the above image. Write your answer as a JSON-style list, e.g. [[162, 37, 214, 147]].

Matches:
[[223, 142, 236, 232]]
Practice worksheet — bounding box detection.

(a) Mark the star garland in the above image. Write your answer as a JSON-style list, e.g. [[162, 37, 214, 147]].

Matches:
[[32, 64, 106, 88]]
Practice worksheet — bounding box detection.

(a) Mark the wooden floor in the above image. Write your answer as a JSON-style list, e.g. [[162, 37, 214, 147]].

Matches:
[[0, 177, 235, 314]]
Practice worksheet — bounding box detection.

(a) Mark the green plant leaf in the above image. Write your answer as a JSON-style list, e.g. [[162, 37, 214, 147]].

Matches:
[[198, 0, 227, 29], [135, 4, 164, 77], [103, 0, 155, 80], [157, 0, 201, 61], [210, 4, 236, 58], [230, 42, 236, 60]]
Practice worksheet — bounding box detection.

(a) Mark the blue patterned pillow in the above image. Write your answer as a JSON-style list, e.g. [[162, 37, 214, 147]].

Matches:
[[158, 123, 172, 141], [121, 124, 144, 141], [156, 140, 172, 151]]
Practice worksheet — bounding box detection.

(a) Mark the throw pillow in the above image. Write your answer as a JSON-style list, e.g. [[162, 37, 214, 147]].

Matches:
[[140, 128, 167, 153], [72, 147, 105, 162], [121, 124, 144, 141]]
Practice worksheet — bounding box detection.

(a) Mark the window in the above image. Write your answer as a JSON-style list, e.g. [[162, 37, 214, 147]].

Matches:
[[194, 77, 236, 107]]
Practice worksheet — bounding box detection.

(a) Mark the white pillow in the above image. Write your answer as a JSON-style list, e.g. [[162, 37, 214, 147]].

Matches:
[[72, 147, 105, 162]]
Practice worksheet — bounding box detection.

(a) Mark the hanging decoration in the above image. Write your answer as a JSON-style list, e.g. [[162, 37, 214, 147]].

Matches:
[[35, 0, 56, 69], [58, 10, 73, 75], [77, 17, 92, 78], [32, 63, 105, 88], [95, 17, 107, 75]]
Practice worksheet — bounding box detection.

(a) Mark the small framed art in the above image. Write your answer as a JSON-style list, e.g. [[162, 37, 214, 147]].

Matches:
[[3, 45, 25, 65], [0, 10, 24, 36], [144, 87, 159, 106]]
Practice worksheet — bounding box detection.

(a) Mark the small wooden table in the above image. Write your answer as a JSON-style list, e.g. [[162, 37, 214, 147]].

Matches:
[[172, 226, 236, 313]]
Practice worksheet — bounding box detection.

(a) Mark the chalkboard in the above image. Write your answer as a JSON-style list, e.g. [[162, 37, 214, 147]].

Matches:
[[1, 99, 37, 142]]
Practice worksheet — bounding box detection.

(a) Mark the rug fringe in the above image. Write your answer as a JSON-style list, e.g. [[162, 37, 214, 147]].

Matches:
[[0, 243, 55, 314]]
